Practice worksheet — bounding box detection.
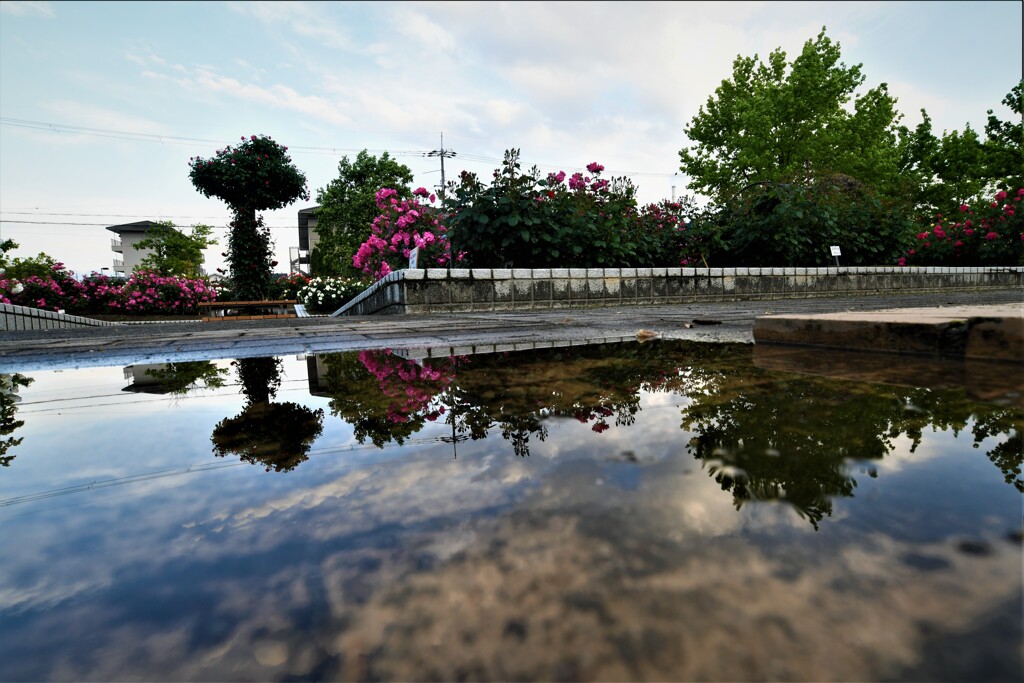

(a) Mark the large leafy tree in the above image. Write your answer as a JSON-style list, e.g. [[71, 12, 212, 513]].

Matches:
[[983, 80, 1023, 192], [134, 221, 217, 278], [313, 150, 414, 276], [189, 135, 307, 300], [678, 28, 904, 203]]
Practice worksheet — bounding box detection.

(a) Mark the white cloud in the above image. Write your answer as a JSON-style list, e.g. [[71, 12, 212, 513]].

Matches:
[[0, 1, 54, 18]]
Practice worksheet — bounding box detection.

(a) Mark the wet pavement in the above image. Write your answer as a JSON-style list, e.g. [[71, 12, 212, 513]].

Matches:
[[0, 289, 1020, 372]]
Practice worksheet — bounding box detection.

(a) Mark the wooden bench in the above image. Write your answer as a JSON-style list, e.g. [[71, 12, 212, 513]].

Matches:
[[198, 300, 299, 322]]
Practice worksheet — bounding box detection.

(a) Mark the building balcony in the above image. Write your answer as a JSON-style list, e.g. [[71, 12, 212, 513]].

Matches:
[[111, 238, 122, 252]]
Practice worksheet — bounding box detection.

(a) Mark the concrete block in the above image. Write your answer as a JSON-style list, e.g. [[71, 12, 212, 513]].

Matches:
[[494, 280, 513, 303], [493, 269, 513, 279]]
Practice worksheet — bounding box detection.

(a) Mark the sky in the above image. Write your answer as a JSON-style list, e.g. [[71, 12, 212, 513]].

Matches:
[[1, 0, 1021, 277]]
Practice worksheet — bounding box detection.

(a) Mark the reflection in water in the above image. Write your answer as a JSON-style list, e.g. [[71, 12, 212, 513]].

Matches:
[[0, 372, 32, 467], [315, 342, 1022, 527], [211, 358, 324, 472], [1, 343, 1021, 682], [124, 361, 229, 395]]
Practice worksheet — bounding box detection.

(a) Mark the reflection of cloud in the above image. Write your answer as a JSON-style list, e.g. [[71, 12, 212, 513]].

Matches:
[[0, 1, 54, 18], [5, 369, 1021, 681], [874, 430, 952, 476]]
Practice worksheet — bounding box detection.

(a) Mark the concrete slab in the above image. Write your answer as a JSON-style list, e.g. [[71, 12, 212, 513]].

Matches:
[[753, 304, 1023, 361], [1, 290, 1020, 372]]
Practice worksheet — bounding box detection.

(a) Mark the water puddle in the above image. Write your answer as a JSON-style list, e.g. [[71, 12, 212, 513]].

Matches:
[[1, 340, 1020, 681]]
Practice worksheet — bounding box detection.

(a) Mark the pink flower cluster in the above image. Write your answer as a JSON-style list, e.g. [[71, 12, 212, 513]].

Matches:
[[357, 349, 460, 423], [901, 187, 1023, 267], [2, 267, 216, 315], [353, 187, 462, 280], [119, 270, 216, 314]]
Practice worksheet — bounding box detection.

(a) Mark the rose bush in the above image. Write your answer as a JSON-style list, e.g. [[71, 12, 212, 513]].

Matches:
[[900, 187, 1023, 266], [352, 187, 458, 280], [2, 264, 216, 315]]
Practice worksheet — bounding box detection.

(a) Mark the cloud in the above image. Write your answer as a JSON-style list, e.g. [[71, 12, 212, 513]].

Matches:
[[226, 0, 354, 51], [39, 100, 171, 135], [0, 1, 54, 18]]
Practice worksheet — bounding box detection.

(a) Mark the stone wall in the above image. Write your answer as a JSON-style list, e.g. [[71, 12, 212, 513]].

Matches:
[[2, 304, 123, 331], [333, 266, 1024, 317]]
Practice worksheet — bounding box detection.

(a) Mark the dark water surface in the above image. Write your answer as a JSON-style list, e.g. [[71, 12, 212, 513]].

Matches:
[[1, 341, 1021, 682]]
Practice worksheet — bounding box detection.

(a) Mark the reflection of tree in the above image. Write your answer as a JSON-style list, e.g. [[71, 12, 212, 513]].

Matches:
[[142, 361, 229, 395], [211, 358, 323, 472], [321, 351, 458, 448], [318, 344, 694, 456], [680, 347, 1023, 528], [319, 341, 1021, 520], [1, 373, 33, 467]]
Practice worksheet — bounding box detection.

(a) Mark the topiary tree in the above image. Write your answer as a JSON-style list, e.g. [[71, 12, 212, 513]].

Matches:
[[189, 135, 308, 300]]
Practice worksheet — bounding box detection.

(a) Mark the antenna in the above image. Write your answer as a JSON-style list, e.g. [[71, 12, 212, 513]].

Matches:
[[426, 132, 456, 199]]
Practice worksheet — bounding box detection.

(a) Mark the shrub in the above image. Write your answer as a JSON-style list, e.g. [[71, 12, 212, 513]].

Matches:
[[118, 270, 216, 315], [443, 151, 705, 269], [273, 272, 312, 299], [297, 275, 368, 313], [353, 187, 456, 280], [444, 151, 646, 268], [5, 261, 86, 312], [900, 187, 1023, 266], [706, 173, 915, 267]]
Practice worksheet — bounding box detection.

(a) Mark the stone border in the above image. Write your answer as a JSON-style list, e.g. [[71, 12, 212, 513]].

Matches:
[[333, 266, 1024, 317], [2, 303, 124, 331]]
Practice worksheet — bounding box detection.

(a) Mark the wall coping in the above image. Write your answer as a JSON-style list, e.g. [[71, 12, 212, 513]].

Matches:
[[334, 266, 1023, 317]]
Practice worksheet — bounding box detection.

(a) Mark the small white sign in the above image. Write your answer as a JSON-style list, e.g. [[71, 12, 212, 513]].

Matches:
[[829, 245, 842, 256], [409, 246, 419, 269]]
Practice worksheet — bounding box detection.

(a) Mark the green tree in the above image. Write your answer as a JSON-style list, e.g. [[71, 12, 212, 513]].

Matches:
[[898, 111, 989, 213], [678, 27, 904, 203], [134, 221, 217, 278], [189, 135, 308, 300], [2, 250, 60, 280], [983, 80, 1023, 192], [313, 150, 414, 277]]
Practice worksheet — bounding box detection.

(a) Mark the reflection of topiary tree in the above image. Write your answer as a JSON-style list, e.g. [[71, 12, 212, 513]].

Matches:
[[1, 373, 33, 467], [189, 135, 308, 300], [211, 358, 323, 472]]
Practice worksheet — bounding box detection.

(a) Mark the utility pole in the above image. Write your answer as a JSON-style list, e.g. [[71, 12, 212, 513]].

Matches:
[[426, 132, 456, 200]]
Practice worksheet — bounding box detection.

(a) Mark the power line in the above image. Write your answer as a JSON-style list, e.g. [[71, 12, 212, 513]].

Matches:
[[1, 117, 678, 179], [0, 219, 300, 229], [0, 117, 428, 158]]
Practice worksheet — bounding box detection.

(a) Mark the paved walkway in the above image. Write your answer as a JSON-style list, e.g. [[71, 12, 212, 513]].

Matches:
[[0, 289, 1020, 372]]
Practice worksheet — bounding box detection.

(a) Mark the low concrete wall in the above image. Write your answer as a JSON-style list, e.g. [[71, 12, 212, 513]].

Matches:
[[2, 303, 123, 331], [334, 266, 1023, 317]]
